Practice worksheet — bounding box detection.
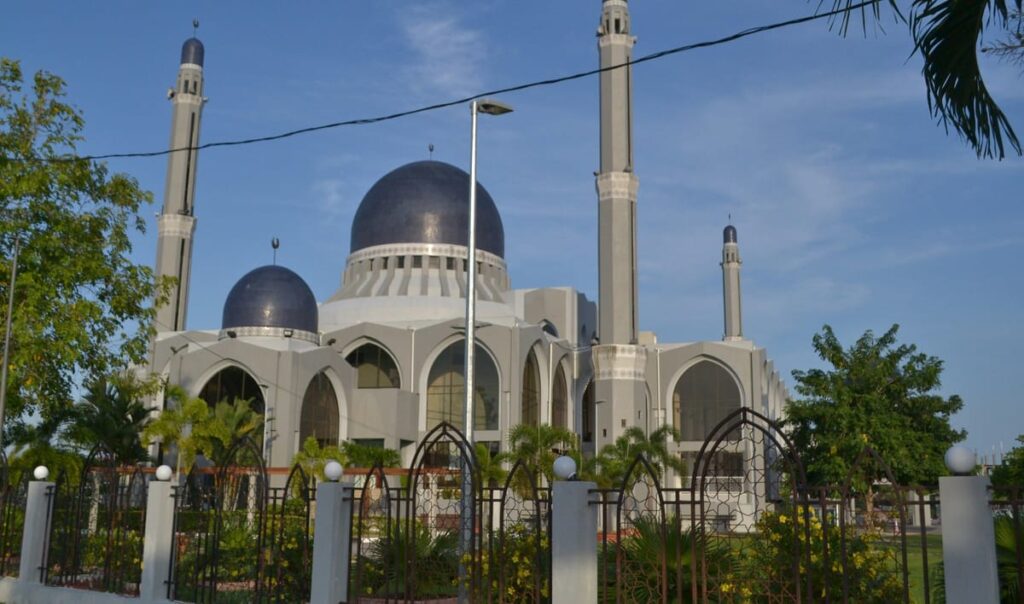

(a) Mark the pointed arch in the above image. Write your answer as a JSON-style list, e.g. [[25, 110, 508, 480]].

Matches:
[[198, 365, 265, 414], [521, 348, 541, 426], [425, 340, 500, 431], [299, 371, 340, 448], [581, 380, 595, 443], [345, 341, 401, 389], [671, 358, 741, 442], [551, 361, 569, 430]]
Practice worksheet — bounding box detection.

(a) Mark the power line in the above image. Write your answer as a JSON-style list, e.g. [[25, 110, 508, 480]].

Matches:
[[8, 0, 882, 164]]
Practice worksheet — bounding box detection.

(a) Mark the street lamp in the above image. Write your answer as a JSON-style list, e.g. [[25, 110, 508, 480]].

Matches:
[[460, 97, 512, 603], [462, 97, 513, 445]]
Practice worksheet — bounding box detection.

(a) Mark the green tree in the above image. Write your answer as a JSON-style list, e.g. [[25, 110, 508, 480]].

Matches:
[[0, 59, 171, 437], [67, 373, 156, 464], [785, 324, 966, 491], [474, 442, 508, 487], [506, 423, 577, 485], [833, 0, 1022, 158], [991, 434, 1024, 488]]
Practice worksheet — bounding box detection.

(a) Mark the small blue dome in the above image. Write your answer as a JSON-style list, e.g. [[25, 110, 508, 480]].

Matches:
[[723, 225, 737, 244], [222, 265, 317, 333], [350, 160, 505, 257], [181, 38, 204, 66]]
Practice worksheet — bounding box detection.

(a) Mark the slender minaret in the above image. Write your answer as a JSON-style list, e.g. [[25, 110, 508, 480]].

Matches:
[[153, 33, 206, 334], [721, 224, 743, 341], [592, 0, 647, 449]]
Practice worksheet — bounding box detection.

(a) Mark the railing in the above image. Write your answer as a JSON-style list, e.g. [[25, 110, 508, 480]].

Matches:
[[0, 470, 27, 577]]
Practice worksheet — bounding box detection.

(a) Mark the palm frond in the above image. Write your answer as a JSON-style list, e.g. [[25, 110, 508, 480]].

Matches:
[[912, 0, 1022, 158]]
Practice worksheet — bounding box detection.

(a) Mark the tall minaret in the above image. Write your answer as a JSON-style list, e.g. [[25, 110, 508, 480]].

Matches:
[[721, 224, 743, 341], [153, 32, 206, 334], [592, 0, 647, 449]]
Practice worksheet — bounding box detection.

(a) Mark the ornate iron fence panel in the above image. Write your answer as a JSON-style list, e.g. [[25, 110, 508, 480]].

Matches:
[[347, 422, 552, 603], [42, 446, 147, 595], [265, 464, 315, 602], [691, 407, 812, 603], [168, 437, 270, 603], [479, 459, 551, 603], [0, 463, 27, 577]]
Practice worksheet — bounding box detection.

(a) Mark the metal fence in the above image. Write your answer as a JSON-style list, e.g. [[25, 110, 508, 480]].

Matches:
[[0, 451, 27, 577], [989, 485, 1024, 602], [42, 446, 148, 595], [167, 437, 315, 604]]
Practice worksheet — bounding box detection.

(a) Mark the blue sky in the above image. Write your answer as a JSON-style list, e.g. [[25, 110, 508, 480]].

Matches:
[[4, 2, 1022, 456]]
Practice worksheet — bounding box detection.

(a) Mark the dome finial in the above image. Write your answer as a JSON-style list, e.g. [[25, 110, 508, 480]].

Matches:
[[192, 18, 199, 36], [271, 237, 280, 265]]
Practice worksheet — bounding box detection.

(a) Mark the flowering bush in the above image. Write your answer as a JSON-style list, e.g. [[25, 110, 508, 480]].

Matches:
[[471, 523, 550, 602], [738, 508, 902, 603]]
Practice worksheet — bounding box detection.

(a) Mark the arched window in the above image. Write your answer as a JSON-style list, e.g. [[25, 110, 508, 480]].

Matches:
[[300, 372, 340, 448], [581, 381, 595, 443], [426, 341, 499, 431], [521, 349, 541, 426], [672, 360, 741, 441], [345, 343, 400, 389], [551, 363, 568, 429], [199, 366, 265, 413]]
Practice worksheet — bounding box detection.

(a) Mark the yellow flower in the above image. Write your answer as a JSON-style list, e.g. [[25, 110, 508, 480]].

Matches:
[[778, 514, 789, 524], [721, 583, 733, 593]]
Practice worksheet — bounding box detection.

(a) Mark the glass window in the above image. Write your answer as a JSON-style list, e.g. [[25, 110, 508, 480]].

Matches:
[[426, 341, 499, 431], [522, 350, 540, 426], [299, 372, 339, 448], [345, 343, 400, 389], [672, 361, 741, 441], [199, 366, 265, 413], [551, 363, 568, 429]]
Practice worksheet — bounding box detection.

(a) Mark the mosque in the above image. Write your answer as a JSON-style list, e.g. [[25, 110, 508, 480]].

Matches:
[[148, 0, 789, 487]]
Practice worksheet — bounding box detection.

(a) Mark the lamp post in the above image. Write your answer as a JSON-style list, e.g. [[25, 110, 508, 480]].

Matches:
[[460, 97, 512, 603]]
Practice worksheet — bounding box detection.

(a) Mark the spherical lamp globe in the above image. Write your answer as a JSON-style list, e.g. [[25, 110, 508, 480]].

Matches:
[[553, 456, 577, 481], [324, 460, 344, 482], [33, 466, 49, 481], [945, 445, 976, 475], [155, 465, 174, 481]]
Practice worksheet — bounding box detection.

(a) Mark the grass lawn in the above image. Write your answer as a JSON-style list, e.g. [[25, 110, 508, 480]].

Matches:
[[877, 532, 943, 603]]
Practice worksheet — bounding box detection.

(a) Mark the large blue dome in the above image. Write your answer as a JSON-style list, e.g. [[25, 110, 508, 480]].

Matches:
[[350, 160, 505, 257], [222, 265, 317, 333]]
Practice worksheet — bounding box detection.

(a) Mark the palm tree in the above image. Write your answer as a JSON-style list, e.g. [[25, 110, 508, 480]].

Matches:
[[475, 442, 509, 487], [293, 436, 345, 481], [506, 423, 577, 485], [832, 0, 1022, 159], [142, 386, 209, 474], [196, 397, 264, 466], [595, 425, 686, 489], [68, 374, 153, 464]]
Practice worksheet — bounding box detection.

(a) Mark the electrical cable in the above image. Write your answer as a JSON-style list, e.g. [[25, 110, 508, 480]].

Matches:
[[3, 0, 882, 164]]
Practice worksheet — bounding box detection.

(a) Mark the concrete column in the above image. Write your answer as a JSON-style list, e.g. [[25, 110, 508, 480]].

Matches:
[[310, 481, 354, 604], [18, 481, 54, 583], [552, 481, 598, 604], [140, 480, 176, 602], [940, 475, 999, 604]]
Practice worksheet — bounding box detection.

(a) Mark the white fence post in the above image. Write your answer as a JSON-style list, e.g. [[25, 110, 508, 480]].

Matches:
[[139, 478, 176, 602], [940, 447, 999, 604], [309, 480, 354, 604], [552, 480, 598, 604], [18, 479, 54, 584]]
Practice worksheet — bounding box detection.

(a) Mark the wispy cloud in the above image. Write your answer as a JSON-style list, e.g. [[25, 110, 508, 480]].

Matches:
[[399, 4, 485, 98]]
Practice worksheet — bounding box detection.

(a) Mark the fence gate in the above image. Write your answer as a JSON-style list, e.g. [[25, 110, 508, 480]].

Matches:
[[347, 421, 552, 603]]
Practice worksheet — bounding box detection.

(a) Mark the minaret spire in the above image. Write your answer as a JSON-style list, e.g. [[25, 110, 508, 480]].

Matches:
[[592, 0, 647, 449], [721, 224, 743, 341], [152, 32, 206, 335]]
